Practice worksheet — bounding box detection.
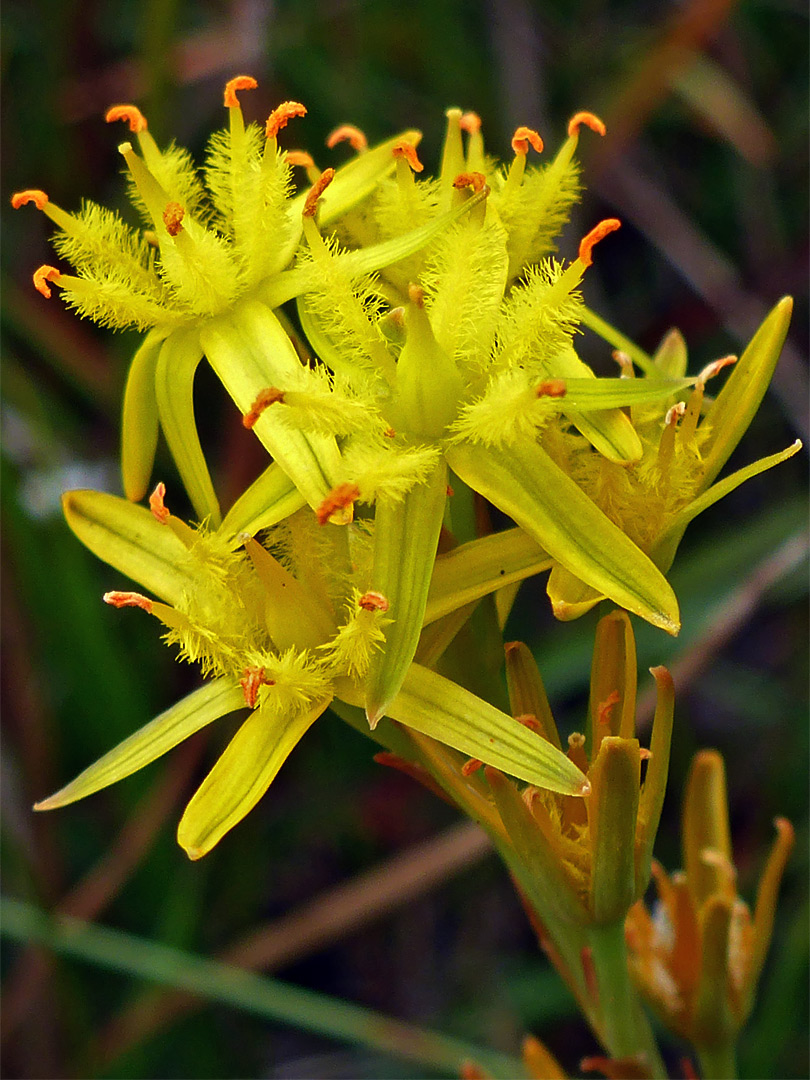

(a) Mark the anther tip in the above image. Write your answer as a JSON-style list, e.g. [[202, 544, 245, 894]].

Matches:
[[266, 100, 307, 139], [459, 111, 482, 135], [578, 218, 621, 267], [511, 126, 543, 155], [326, 124, 368, 152], [33, 265, 60, 298], [223, 75, 258, 108], [11, 189, 49, 210], [567, 111, 606, 138], [392, 139, 424, 172], [105, 104, 148, 133], [303, 167, 335, 217]]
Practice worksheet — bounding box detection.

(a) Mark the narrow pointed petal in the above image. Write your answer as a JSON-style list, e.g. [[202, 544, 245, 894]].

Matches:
[[387, 664, 590, 797], [546, 563, 603, 623], [749, 817, 795, 994], [652, 328, 688, 379], [62, 489, 193, 604], [700, 296, 793, 487], [365, 461, 447, 724], [155, 327, 221, 525], [522, 1035, 567, 1080], [635, 667, 675, 895], [554, 376, 694, 411], [177, 695, 331, 859], [199, 299, 341, 509], [218, 463, 305, 544], [587, 737, 641, 923], [504, 641, 562, 750], [34, 679, 245, 810], [425, 528, 552, 626], [446, 441, 680, 635], [121, 329, 166, 502], [692, 896, 738, 1048], [244, 537, 334, 650]]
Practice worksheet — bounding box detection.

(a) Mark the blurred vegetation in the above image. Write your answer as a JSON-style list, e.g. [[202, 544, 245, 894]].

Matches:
[[2, 1, 807, 1077]]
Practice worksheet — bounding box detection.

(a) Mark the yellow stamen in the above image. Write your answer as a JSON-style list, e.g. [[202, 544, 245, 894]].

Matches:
[[105, 104, 148, 133], [567, 111, 606, 138], [511, 125, 544, 155], [326, 124, 368, 152], [243, 387, 286, 429], [578, 218, 621, 267], [11, 189, 49, 210], [265, 100, 307, 139], [103, 590, 153, 613], [392, 140, 424, 173], [316, 482, 360, 526], [223, 75, 257, 108], [303, 167, 335, 217], [149, 481, 170, 524], [33, 265, 61, 298]]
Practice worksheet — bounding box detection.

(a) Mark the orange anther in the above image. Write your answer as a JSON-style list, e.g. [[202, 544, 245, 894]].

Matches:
[[286, 150, 315, 168], [243, 387, 286, 429], [316, 482, 360, 526], [459, 111, 482, 135], [223, 75, 258, 108], [105, 105, 148, 133], [326, 124, 368, 152], [697, 353, 737, 384], [567, 111, 606, 138], [511, 126, 544, 155], [452, 171, 486, 192], [516, 714, 542, 734], [597, 689, 621, 726], [383, 426, 396, 438], [303, 167, 335, 217], [11, 189, 49, 210], [358, 591, 390, 613], [103, 591, 154, 613], [461, 758, 484, 776], [149, 481, 170, 524], [265, 100, 307, 139], [578, 218, 621, 267], [446, 484, 454, 497], [163, 201, 185, 236], [240, 666, 274, 709], [639, 747, 653, 761], [392, 139, 424, 173], [665, 401, 686, 427], [33, 265, 61, 298], [536, 378, 567, 398], [407, 283, 425, 307]]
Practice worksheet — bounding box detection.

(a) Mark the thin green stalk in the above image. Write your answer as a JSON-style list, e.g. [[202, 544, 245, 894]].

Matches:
[[1, 896, 525, 1079], [587, 921, 667, 1077], [696, 1041, 737, 1080], [580, 306, 658, 376]]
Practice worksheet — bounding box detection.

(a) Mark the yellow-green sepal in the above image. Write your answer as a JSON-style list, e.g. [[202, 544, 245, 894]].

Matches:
[[385, 664, 590, 797], [34, 678, 245, 810], [425, 528, 552, 626], [701, 296, 793, 487], [546, 563, 603, 622], [177, 695, 332, 859], [217, 463, 306, 545], [587, 736, 641, 924], [199, 299, 341, 509], [365, 459, 448, 725], [503, 641, 561, 751], [62, 489, 193, 605], [635, 666, 675, 896], [243, 537, 335, 651], [652, 327, 688, 378], [555, 376, 694, 411], [155, 327, 221, 526], [121, 328, 168, 502], [446, 440, 680, 635]]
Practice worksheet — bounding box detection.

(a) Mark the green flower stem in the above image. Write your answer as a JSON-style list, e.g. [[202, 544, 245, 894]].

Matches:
[[696, 1042, 738, 1080], [580, 306, 658, 376], [587, 921, 667, 1077], [1, 896, 525, 1079]]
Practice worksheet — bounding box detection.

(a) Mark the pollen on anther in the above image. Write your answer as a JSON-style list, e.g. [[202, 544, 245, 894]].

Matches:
[[460, 111, 482, 135], [103, 591, 154, 613], [408, 283, 425, 308], [452, 171, 486, 193], [316, 482, 360, 526], [243, 387, 286, 428], [697, 354, 737, 384], [266, 101, 307, 139], [665, 402, 686, 427], [461, 758, 484, 776], [326, 124, 368, 152], [516, 714, 543, 734], [567, 111, 606, 138], [163, 202, 185, 236], [223, 75, 258, 108], [536, 379, 567, 398], [303, 168, 335, 217], [392, 140, 424, 173], [11, 189, 49, 210], [149, 482, 170, 524], [578, 218, 621, 267], [33, 265, 61, 298], [359, 591, 390, 613], [597, 690, 620, 727], [511, 126, 544, 155], [240, 666, 273, 709], [105, 105, 148, 133]]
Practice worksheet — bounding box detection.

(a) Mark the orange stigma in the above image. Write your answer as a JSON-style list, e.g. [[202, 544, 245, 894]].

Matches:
[[266, 101, 307, 139], [103, 591, 154, 613], [358, 591, 390, 613], [303, 168, 335, 217], [149, 482, 170, 523], [578, 218, 621, 267], [535, 379, 567, 398], [511, 126, 544, 155], [459, 111, 482, 135], [223, 75, 257, 108], [326, 124, 368, 152], [567, 111, 606, 138], [286, 150, 315, 169], [243, 387, 286, 428], [12, 189, 49, 210], [452, 171, 486, 192], [392, 140, 424, 172], [33, 265, 61, 298], [316, 482, 360, 526], [105, 105, 148, 133], [163, 202, 185, 236]]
